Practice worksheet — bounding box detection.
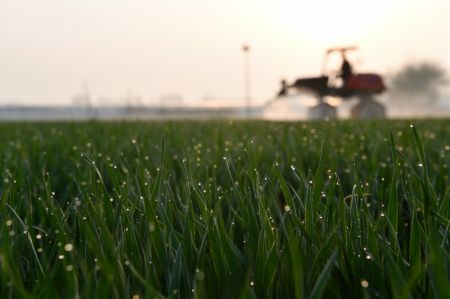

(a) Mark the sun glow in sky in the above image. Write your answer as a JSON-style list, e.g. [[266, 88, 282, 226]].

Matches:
[[1, 0, 450, 105], [276, 0, 393, 43]]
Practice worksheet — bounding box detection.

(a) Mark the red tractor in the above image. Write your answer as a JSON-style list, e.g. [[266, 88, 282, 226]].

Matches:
[[276, 46, 386, 119]]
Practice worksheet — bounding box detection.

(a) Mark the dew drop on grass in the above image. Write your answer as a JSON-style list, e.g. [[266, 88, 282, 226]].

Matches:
[[250, 281, 254, 286], [64, 244, 73, 252], [66, 265, 73, 272], [284, 205, 291, 212], [58, 255, 64, 260], [5, 219, 12, 226], [361, 280, 369, 288], [36, 234, 42, 240]]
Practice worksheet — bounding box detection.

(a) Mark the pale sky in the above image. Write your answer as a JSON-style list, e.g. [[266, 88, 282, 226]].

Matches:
[[1, 0, 450, 106]]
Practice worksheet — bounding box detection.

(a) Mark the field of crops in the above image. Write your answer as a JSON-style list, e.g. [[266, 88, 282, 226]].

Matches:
[[0, 120, 449, 298]]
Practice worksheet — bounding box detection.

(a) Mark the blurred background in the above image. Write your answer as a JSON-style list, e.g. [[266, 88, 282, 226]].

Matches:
[[1, 0, 449, 120]]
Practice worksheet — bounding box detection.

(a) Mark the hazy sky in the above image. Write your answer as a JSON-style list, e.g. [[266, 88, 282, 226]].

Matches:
[[1, 0, 450, 106]]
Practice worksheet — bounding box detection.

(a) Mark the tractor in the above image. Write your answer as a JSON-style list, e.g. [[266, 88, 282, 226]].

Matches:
[[276, 46, 386, 119]]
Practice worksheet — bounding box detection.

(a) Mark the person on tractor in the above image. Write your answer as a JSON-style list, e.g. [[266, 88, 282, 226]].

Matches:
[[339, 52, 353, 84]]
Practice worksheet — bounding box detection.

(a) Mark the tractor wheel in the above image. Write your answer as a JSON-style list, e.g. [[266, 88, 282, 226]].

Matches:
[[351, 98, 385, 119], [308, 102, 337, 120]]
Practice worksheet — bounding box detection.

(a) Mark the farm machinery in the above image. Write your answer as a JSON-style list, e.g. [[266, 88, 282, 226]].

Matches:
[[276, 46, 386, 119]]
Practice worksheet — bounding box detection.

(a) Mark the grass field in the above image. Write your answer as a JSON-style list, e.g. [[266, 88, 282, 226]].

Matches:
[[0, 120, 449, 298]]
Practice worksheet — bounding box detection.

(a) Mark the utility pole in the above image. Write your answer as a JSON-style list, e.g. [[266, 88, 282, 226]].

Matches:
[[242, 44, 251, 118]]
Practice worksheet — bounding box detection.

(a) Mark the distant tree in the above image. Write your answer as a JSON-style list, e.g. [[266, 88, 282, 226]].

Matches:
[[389, 62, 447, 104]]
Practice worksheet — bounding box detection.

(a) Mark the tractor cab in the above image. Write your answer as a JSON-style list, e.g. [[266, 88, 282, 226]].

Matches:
[[324, 47, 386, 97]]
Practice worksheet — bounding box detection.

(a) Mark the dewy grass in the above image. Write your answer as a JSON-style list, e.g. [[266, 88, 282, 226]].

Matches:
[[0, 120, 449, 298]]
